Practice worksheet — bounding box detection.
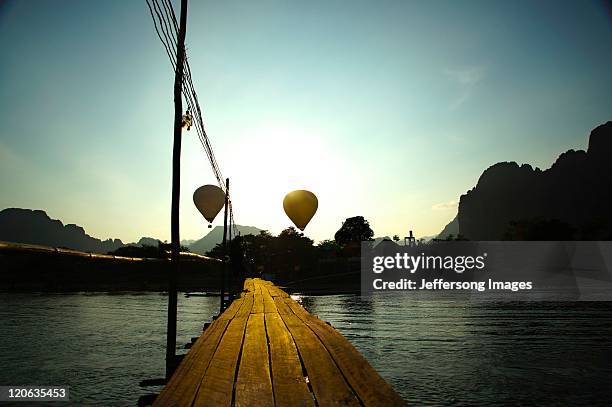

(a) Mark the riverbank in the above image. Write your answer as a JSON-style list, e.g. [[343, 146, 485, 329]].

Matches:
[[0, 241, 222, 292], [0, 241, 364, 294]]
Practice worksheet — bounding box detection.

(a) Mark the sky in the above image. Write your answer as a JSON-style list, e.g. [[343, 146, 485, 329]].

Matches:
[[1, 0, 612, 244]]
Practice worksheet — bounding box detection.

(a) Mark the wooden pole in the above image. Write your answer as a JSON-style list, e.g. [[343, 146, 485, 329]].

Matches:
[[220, 178, 229, 313], [166, 0, 188, 379], [223, 178, 229, 250]]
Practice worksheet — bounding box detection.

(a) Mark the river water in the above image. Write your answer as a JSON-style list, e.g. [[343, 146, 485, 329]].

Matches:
[[0, 293, 611, 406]]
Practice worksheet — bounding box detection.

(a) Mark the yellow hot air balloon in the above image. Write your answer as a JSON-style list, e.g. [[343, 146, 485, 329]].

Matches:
[[193, 185, 226, 228], [283, 190, 318, 231]]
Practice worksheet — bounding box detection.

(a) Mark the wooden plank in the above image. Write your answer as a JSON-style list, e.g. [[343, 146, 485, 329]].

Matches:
[[154, 318, 230, 406], [267, 284, 289, 298], [218, 297, 244, 320], [263, 287, 278, 314], [244, 279, 255, 293], [235, 314, 274, 406], [266, 313, 315, 407], [253, 278, 265, 295], [157, 279, 404, 407], [189, 294, 254, 406], [273, 296, 292, 315], [238, 293, 254, 316], [287, 300, 407, 406], [252, 292, 265, 314], [282, 297, 310, 318], [279, 312, 360, 406], [191, 316, 249, 406], [155, 294, 255, 405]]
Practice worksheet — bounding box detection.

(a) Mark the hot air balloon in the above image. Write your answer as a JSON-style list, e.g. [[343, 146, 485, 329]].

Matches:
[[283, 190, 318, 231], [193, 185, 226, 228]]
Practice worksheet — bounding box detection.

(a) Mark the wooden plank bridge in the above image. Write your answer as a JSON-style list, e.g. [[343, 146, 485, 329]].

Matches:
[[153, 278, 405, 406]]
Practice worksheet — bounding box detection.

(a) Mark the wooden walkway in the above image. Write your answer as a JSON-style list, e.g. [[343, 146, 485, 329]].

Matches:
[[154, 278, 405, 406]]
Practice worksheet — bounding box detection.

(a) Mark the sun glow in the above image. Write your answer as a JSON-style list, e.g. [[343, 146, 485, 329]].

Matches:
[[220, 124, 365, 240]]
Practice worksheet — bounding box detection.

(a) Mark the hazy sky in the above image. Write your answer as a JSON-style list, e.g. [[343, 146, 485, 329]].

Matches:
[[1, 0, 611, 243]]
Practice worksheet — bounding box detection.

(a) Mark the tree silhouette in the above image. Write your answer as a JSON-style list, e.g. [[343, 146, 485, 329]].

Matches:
[[334, 216, 374, 246], [317, 239, 341, 251], [206, 228, 318, 283], [277, 227, 313, 247]]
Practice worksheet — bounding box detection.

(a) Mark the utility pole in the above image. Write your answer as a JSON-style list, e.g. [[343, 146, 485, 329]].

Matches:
[[404, 230, 416, 247], [220, 177, 229, 313], [166, 0, 188, 380]]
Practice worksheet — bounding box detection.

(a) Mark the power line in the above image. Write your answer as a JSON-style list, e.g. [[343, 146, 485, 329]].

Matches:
[[145, 0, 176, 67], [146, 0, 224, 186], [146, 0, 238, 236], [150, 1, 222, 180]]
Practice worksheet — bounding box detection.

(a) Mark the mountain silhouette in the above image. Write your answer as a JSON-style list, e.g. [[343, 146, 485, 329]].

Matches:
[[0, 208, 124, 253], [133, 237, 200, 248], [437, 215, 459, 239], [0, 208, 266, 254], [136, 237, 162, 247], [189, 225, 262, 255], [457, 121, 612, 240]]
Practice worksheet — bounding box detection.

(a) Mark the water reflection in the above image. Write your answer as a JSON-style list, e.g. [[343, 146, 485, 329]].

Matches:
[[0, 293, 219, 406], [303, 295, 612, 406]]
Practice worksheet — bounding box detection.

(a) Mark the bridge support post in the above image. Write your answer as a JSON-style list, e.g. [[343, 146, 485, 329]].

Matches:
[[165, 0, 188, 380], [220, 177, 229, 313]]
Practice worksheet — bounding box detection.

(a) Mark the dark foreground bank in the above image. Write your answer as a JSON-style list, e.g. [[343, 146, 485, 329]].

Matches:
[[0, 241, 223, 292], [0, 241, 363, 293]]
